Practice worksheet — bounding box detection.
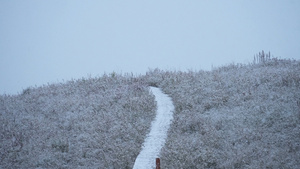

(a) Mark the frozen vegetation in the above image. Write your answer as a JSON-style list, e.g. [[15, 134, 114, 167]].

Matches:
[[146, 56, 300, 168], [1, 55, 300, 168], [0, 74, 156, 168]]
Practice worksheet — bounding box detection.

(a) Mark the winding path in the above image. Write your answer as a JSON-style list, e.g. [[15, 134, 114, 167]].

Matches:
[[133, 87, 175, 169]]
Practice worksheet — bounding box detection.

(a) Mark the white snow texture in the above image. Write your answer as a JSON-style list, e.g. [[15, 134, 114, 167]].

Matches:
[[133, 87, 174, 169]]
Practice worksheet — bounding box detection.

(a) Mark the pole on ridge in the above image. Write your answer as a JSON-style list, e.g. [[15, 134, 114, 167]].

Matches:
[[156, 158, 160, 169]]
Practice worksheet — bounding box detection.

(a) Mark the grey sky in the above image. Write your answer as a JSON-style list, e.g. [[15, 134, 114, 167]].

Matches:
[[1, 0, 300, 95]]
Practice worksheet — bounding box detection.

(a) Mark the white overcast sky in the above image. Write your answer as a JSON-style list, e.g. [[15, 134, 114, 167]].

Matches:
[[1, 0, 300, 95]]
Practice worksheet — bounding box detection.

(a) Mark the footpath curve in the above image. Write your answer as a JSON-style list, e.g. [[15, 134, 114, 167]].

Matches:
[[133, 87, 175, 169]]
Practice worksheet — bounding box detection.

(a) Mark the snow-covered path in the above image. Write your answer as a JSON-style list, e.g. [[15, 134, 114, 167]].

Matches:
[[133, 87, 174, 169]]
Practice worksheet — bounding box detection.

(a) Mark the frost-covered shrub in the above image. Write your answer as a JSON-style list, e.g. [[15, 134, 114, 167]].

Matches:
[[0, 74, 156, 168]]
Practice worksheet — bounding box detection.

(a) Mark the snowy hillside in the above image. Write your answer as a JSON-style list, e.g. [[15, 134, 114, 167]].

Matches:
[[146, 58, 300, 168], [1, 56, 300, 168], [0, 74, 156, 168]]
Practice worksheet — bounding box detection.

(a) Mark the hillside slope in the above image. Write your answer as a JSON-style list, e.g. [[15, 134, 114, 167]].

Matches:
[[1, 58, 299, 168], [145, 59, 300, 168], [0, 75, 156, 168]]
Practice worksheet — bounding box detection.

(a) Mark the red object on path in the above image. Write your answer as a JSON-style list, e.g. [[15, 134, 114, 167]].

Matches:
[[156, 158, 160, 169]]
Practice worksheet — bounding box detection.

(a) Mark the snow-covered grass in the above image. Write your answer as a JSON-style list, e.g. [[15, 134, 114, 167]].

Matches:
[[0, 74, 156, 168], [1, 56, 300, 168], [145, 58, 300, 168]]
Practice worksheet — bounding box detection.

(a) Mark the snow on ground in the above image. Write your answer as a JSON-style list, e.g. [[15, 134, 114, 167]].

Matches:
[[133, 87, 174, 169]]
